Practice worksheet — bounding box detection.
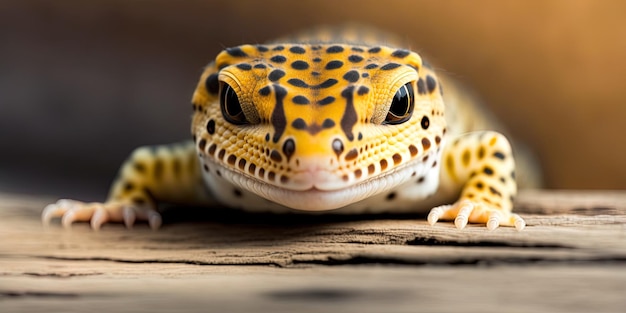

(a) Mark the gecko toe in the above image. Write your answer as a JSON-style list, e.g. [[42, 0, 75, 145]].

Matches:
[[90, 206, 109, 231], [513, 214, 526, 231], [122, 206, 137, 229]]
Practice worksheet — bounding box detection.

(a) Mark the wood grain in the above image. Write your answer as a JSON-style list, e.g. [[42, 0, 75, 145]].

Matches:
[[1, 190, 625, 312]]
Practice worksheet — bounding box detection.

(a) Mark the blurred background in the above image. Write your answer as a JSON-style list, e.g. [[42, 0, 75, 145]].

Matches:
[[1, 0, 625, 201]]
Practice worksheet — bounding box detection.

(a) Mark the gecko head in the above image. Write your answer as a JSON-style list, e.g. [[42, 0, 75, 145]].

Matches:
[[191, 44, 446, 210]]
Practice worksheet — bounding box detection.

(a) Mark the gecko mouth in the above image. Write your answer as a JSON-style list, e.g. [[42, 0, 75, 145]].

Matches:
[[204, 153, 438, 211]]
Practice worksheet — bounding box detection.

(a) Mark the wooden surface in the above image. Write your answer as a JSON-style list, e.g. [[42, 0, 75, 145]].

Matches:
[[1, 190, 626, 312]]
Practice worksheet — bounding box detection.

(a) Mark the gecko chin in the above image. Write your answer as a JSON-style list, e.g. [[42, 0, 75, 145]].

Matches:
[[207, 156, 436, 212]]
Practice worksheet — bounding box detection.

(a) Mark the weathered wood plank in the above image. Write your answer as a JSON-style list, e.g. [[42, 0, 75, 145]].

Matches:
[[1, 190, 625, 312]]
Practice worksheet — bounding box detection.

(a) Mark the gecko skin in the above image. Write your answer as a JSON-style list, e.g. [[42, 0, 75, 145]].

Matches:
[[43, 28, 538, 231]]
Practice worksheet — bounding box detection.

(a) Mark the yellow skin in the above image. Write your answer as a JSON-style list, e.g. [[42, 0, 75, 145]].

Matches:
[[42, 30, 529, 231]]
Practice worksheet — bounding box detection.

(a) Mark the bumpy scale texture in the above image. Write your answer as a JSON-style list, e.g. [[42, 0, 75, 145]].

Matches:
[[43, 27, 537, 231]]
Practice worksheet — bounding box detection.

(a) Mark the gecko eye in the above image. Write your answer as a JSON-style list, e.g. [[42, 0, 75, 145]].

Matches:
[[220, 83, 248, 125], [383, 83, 415, 125]]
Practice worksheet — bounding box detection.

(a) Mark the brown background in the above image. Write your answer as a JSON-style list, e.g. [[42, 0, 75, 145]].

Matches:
[[1, 0, 625, 199]]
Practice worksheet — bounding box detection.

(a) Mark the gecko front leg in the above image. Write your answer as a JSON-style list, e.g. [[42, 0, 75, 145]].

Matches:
[[428, 131, 525, 230], [42, 141, 212, 230]]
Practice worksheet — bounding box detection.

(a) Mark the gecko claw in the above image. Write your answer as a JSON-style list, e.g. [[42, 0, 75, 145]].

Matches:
[[148, 212, 162, 230], [123, 206, 136, 229]]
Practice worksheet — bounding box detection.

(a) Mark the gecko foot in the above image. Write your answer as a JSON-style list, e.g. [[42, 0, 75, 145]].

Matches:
[[42, 199, 162, 230], [427, 199, 525, 231]]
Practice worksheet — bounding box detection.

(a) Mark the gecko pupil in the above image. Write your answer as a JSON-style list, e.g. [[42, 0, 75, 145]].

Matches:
[[383, 83, 415, 125], [220, 83, 248, 125]]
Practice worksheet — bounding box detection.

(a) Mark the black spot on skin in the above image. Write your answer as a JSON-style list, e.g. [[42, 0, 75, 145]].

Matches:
[[326, 45, 344, 53], [340, 86, 358, 141], [368, 47, 381, 53], [292, 95, 310, 105], [325, 60, 344, 70], [270, 150, 283, 163], [291, 60, 309, 70], [343, 70, 360, 83], [216, 170, 222, 177], [386, 192, 397, 200], [283, 139, 295, 161], [322, 119, 335, 128], [317, 96, 335, 105], [478, 146, 486, 159], [392, 153, 402, 165], [271, 85, 287, 143], [198, 138, 207, 151], [225, 47, 248, 57], [315, 79, 338, 89], [287, 78, 308, 88], [361, 73, 369, 78], [380, 159, 388, 171], [292, 118, 307, 130], [313, 57, 322, 63], [268, 171, 276, 182], [254, 64, 267, 69], [345, 149, 358, 161], [234, 189, 243, 197], [205, 74, 219, 95], [311, 71, 321, 76], [354, 169, 362, 179], [357, 132, 363, 140], [134, 162, 146, 173], [270, 55, 287, 63], [357, 86, 369, 95], [417, 176, 425, 183], [493, 151, 506, 160], [348, 55, 364, 63], [421, 116, 430, 129], [238, 158, 246, 170], [265, 133, 270, 142], [268, 69, 286, 82], [289, 46, 306, 54], [368, 164, 376, 175], [248, 163, 256, 175], [227, 154, 237, 165], [352, 47, 364, 52], [422, 138, 431, 150], [417, 78, 427, 94], [256, 45, 269, 52], [409, 145, 418, 156], [280, 175, 289, 184], [206, 120, 215, 135], [365, 64, 378, 69], [332, 139, 344, 157], [272, 45, 284, 51], [426, 75, 437, 93], [381, 63, 401, 70], [391, 49, 411, 58], [484, 166, 494, 175], [208, 144, 217, 155], [489, 186, 502, 197], [123, 182, 134, 192], [259, 86, 271, 96], [203, 164, 210, 172], [236, 63, 252, 71]]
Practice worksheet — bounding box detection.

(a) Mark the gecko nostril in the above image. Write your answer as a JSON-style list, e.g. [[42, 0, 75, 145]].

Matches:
[[283, 138, 296, 161], [332, 139, 344, 157]]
